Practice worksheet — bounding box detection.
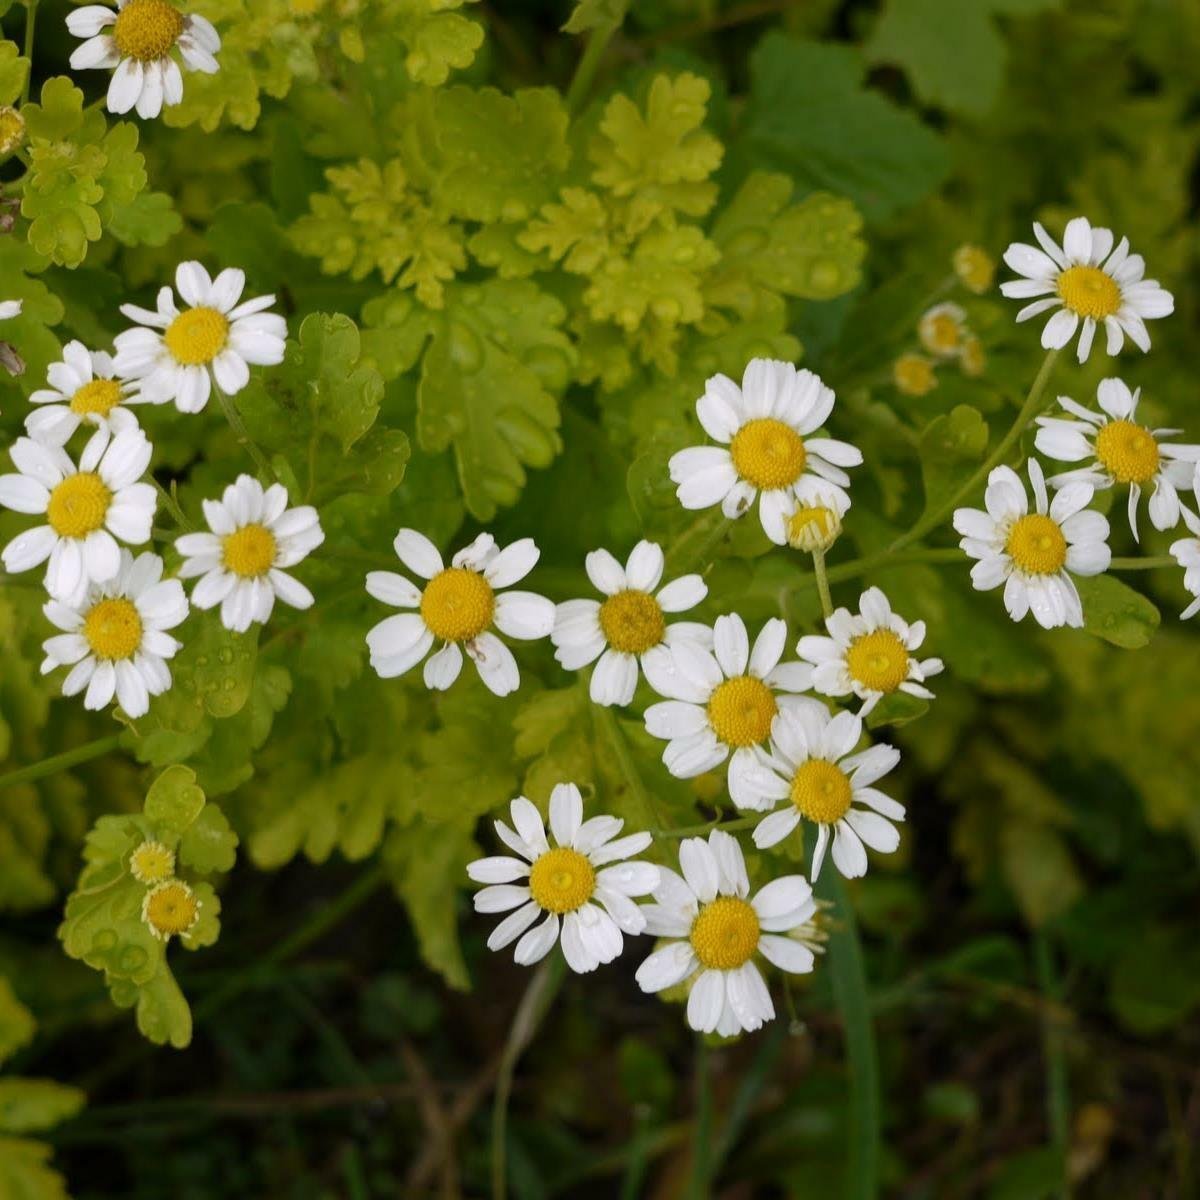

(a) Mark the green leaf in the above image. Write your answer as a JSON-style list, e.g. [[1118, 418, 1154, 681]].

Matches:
[[1000, 822, 1083, 927], [143, 767, 206, 839], [562, 0, 628, 33], [1075, 574, 1160, 649], [918, 405, 988, 517], [0, 41, 29, 107], [106, 190, 183, 247], [130, 965, 192, 1049], [865, 0, 1060, 118], [177, 805, 239, 875], [0, 1080, 85, 1136], [417, 280, 573, 519], [0, 978, 35, 1067], [741, 34, 949, 222], [1109, 929, 1200, 1035], [0, 1136, 72, 1200]]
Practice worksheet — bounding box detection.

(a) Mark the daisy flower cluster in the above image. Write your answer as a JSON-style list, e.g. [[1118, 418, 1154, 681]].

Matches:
[[0, 260, 319, 719]]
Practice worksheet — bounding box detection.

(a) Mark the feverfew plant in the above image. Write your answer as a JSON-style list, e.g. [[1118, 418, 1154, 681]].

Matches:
[[0, 1, 1196, 1194]]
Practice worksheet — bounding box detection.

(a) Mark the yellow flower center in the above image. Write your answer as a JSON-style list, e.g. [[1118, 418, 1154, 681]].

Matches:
[[706, 675, 777, 749], [598, 589, 665, 654], [786, 503, 840, 553], [164, 306, 230, 366], [920, 311, 962, 355], [845, 628, 910, 694], [0, 106, 25, 156], [729, 418, 807, 490], [1094, 419, 1161, 485], [70, 378, 122, 418], [221, 523, 277, 578], [960, 336, 986, 378], [689, 895, 760, 970], [83, 597, 143, 661], [528, 847, 595, 915], [420, 567, 495, 642], [143, 880, 199, 940], [1005, 514, 1067, 576], [1056, 265, 1121, 320], [129, 840, 175, 885], [112, 0, 185, 62], [893, 353, 936, 397], [790, 759, 854, 825], [47, 472, 111, 538], [953, 244, 995, 294]]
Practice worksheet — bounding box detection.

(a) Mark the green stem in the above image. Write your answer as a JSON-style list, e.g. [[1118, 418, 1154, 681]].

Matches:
[[595, 703, 663, 831], [564, 20, 619, 114], [215, 386, 276, 481], [656, 815, 757, 840], [0, 734, 121, 792], [887, 348, 1060, 556], [688, 1039, 713, 1199], [811, 547, 835, 619], [19, 1, 37, 108], [666, 513, 731, 576], [492, 956, 566, 1200], [1110, 555, 1175, 571], [152, 478, 192, 532], [816, 868, 880, 1200], [1034, 932, 1072, 1200]]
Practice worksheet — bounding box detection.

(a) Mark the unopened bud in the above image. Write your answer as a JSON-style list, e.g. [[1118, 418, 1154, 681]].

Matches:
[[952, 244, 995, 294], [893, 352, 937, 397], [960, 335, 985, 377], [787, 501, 841, 553]]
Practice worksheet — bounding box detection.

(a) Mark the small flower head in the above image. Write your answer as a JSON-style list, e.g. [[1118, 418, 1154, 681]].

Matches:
[[953, 244, 995, 294], [918, 302, 967, 359], [892, 352, 937, 397], [953, 459, 1111, 630], [635, 829, 817, 1036], [785, 491, 846, 553], [26, 341, 143, 451], [552, 540, 710, 707], [141, 878, 199, 941], [1000, 217, 1173, 363], [0, 430, 156, 604], [113, 263, 286, 412], [669, 359, 862, 545], [643, 614, 823, 808], [797, 587, 943, 716], [750, 708, 904, 880], [67, 0, 221, 120], [0, 106, 25, 155], [959, 335, 986, 377], [129, 839, 175, 884], [468, 785, 659, 974], [366, 529, 554, 697], [175, 475, 322, 633], [1169, 467, 1200, 620], [1034, 378, 1200, 541], [40, 550, 187, 717]]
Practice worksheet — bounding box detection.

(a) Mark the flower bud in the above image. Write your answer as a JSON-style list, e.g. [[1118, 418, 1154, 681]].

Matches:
[[952, 243, 995, 294], [918, 302, 967, 359], [786, 500, 842, 553], [0, 106, 25, 156], [892, 352, 937, 397]]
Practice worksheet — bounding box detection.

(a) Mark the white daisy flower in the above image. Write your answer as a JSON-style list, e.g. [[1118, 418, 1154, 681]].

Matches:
[[0, 430, 155, 604], [25, 341, 143, 450], [749, 708, 903, 880], [467, 784, 659, 974], [1169, 469, 1200, 620], [39, 549, 187, 718], [917, 302, 968, 360], [669, 359, 862, 545], [953, 459, 1110, 630], [551, 540, 711, 707], [1034, 378, 1200, 540], [999, 217, 1174, 363], [643, 613, 825, 808], [113, 263, 286, 413], [175, 475, 323, 633], [67, 0, 220, 120], [635, 829, 816, 1037], [797, 587, 943, 717], [365, 529, 555, 698], [0, 300, 22, 320]]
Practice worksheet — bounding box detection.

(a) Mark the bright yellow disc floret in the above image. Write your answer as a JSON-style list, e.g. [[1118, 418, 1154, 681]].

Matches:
[[47, 473, 112, 538], [112, 0, 185, 62], [222, 524, 277, 578], [845, 629, 910, 694], [599, 589, 665, 654], [730, 418, 807, 490], [528, 847, 595, 914], [706, 675, 777, 748], [790, 759, 853, 824], [84, 598, 143, 661], [1006, 514, 1067, 576], [1056, 265, 1121, 320], [1094, 419, 1160, 485], [689, 896, 760, 970], [420, 568, 496, 642], [164, 306, 230, 366]]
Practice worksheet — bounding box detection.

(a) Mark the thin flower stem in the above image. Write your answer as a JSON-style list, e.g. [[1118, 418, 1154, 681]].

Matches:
[[657, 815, 757, 840], [1110, 555, 1175, 570], [886, 347, 1061, 557], [666, 512, 731, 576], [688, 1038, 713, 1199], [0, 734, 122, 792], [152, 478, 192, 532], [19, 2, 37, 108], [215, 386, 277, 481], [492, 955, 566, 1200], [594, 702, 664, 832], [1034, 932, 1073, 1200], [564, 20, 619, 114], [811, 547, 835, 619]]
